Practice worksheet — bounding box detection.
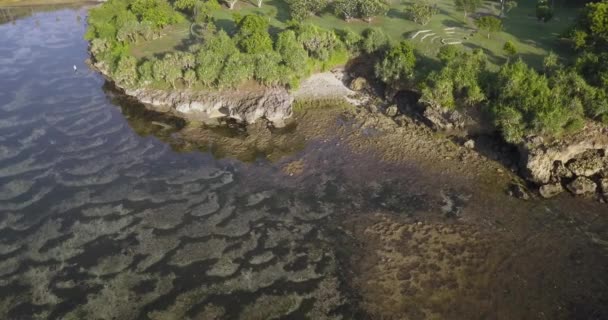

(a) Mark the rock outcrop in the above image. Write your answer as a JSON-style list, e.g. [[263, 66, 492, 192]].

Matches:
[[539, 183, 564, 199], [518, 124, 608, 185], [124, 87, 294, 127], [567, 177, 597, 196], [422, 106, 465, 130]]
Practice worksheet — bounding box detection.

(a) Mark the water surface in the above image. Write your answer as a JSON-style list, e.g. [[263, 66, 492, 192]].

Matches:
[[0, 7, 607, 320]]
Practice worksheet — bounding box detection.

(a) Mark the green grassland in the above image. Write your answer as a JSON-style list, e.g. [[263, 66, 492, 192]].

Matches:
[[131, 0, 579, 69]]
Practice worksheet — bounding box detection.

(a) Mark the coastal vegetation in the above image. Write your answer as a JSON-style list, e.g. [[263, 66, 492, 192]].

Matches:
[[86, 0, 608, 144]]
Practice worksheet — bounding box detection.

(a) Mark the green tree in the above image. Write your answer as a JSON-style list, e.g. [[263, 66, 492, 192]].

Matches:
[[475, 16, 502, 38], [536, 0, 553, 22], [358, 0, 389, 22], [276, 30, 308, 73], [117, 20, 140, 43], [195, 31, 238, 87], [164, 62, 182, 88], [296, 24, 342, 60], [408, 1, 438, 25], [286, 0, 329, 21], [437, 45, 461, 64], [254, 51, 283, 85], [131, 0, 183, 28], [374, 40, 416, 85], [114, 55, 138, 86], [489, 60, 580, 142], [361, 28, 389, 54], [217, 53, 254, 88], [333, 0, 358, 20], [421, 49, 487, 109], [235, 15, 273, 54], [138, 59, 155, 83], [503, 40, 517, 57], [174, 0, 197, 11], [339, 29, 363, 52], [184, 69, 197, 88], [454, 0, 482, 18]]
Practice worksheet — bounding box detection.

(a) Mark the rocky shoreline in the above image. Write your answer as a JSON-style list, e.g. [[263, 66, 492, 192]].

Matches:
[[93, 59, 608, 203]]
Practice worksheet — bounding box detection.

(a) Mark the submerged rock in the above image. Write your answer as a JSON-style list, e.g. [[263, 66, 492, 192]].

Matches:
[[539, 183, 564, 199], [508, 183, 530, 200], [566, 177, 597, 196], [385, 105, 398, 117]]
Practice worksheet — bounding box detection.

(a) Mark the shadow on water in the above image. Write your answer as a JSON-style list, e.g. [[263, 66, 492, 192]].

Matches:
[[102, 81, 307, 163]]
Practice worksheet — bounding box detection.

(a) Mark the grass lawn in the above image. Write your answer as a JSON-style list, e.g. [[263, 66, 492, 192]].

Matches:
[[131, 0, 580, 69]]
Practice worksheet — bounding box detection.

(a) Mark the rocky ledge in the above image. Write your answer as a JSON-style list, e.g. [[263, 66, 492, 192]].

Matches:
[[124, 87, 294, 127], [517, 122, 608, 199]]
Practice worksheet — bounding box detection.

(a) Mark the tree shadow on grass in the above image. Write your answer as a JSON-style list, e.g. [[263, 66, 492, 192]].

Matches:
[[387, 8, 409, 21], [462, 42, 506, 66], [215, 18, 237, 34], [266, 0, 291, 23], [441, 19, 465, 29]]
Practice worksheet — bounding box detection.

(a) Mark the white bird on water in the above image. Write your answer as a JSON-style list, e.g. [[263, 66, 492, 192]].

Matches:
[[73, 65, 77, 72]]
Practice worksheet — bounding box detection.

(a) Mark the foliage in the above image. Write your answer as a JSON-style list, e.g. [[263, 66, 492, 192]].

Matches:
[[407, 1, 438, 25], [361, 28, 389, 54], [420, 49, 487, 110], [374, 40, 416, 85], [275, 30, 308, 74], [235, 15, 273, 54], [437, 45, 460, 64], [296, 24, 343, 61], [489, 60, 583, 142], [475, 16, 502, 39], [536, 0, 553, 22], [114, 55, 138, 86], [137, 59, 155, 83], [358, 0, 389, 22], [217, 53, 255, 88], [333, 0, 388, 22], [454, 0, 482, 17], [338, 29, 363, 52], [184, 69, 197, 87], [503, 40, 517, 56], [131, 0, 183, 28], [174, 0, 197, 11], [285, 0, 329, 21]]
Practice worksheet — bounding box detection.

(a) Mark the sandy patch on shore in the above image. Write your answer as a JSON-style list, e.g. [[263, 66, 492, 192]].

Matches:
[[295, 70, 360, 103]]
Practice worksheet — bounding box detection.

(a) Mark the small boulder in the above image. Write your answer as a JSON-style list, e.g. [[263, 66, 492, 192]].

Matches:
[[539, 183, 564, 199], [566, 150, 604, 177], [508, 183, 530, 200], [385, 105, 399, 117], [349, 77, 369, 91], [551, 161, 573, 181], [566, 177, 597, 196], [464, 139, 475, 149]]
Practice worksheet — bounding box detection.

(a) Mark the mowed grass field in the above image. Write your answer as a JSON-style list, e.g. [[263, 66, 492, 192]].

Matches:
[[131, 0, 580, 69]]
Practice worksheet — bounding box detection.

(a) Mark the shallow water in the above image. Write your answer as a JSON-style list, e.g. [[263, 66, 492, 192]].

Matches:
[[0, 7, 607, 320]]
